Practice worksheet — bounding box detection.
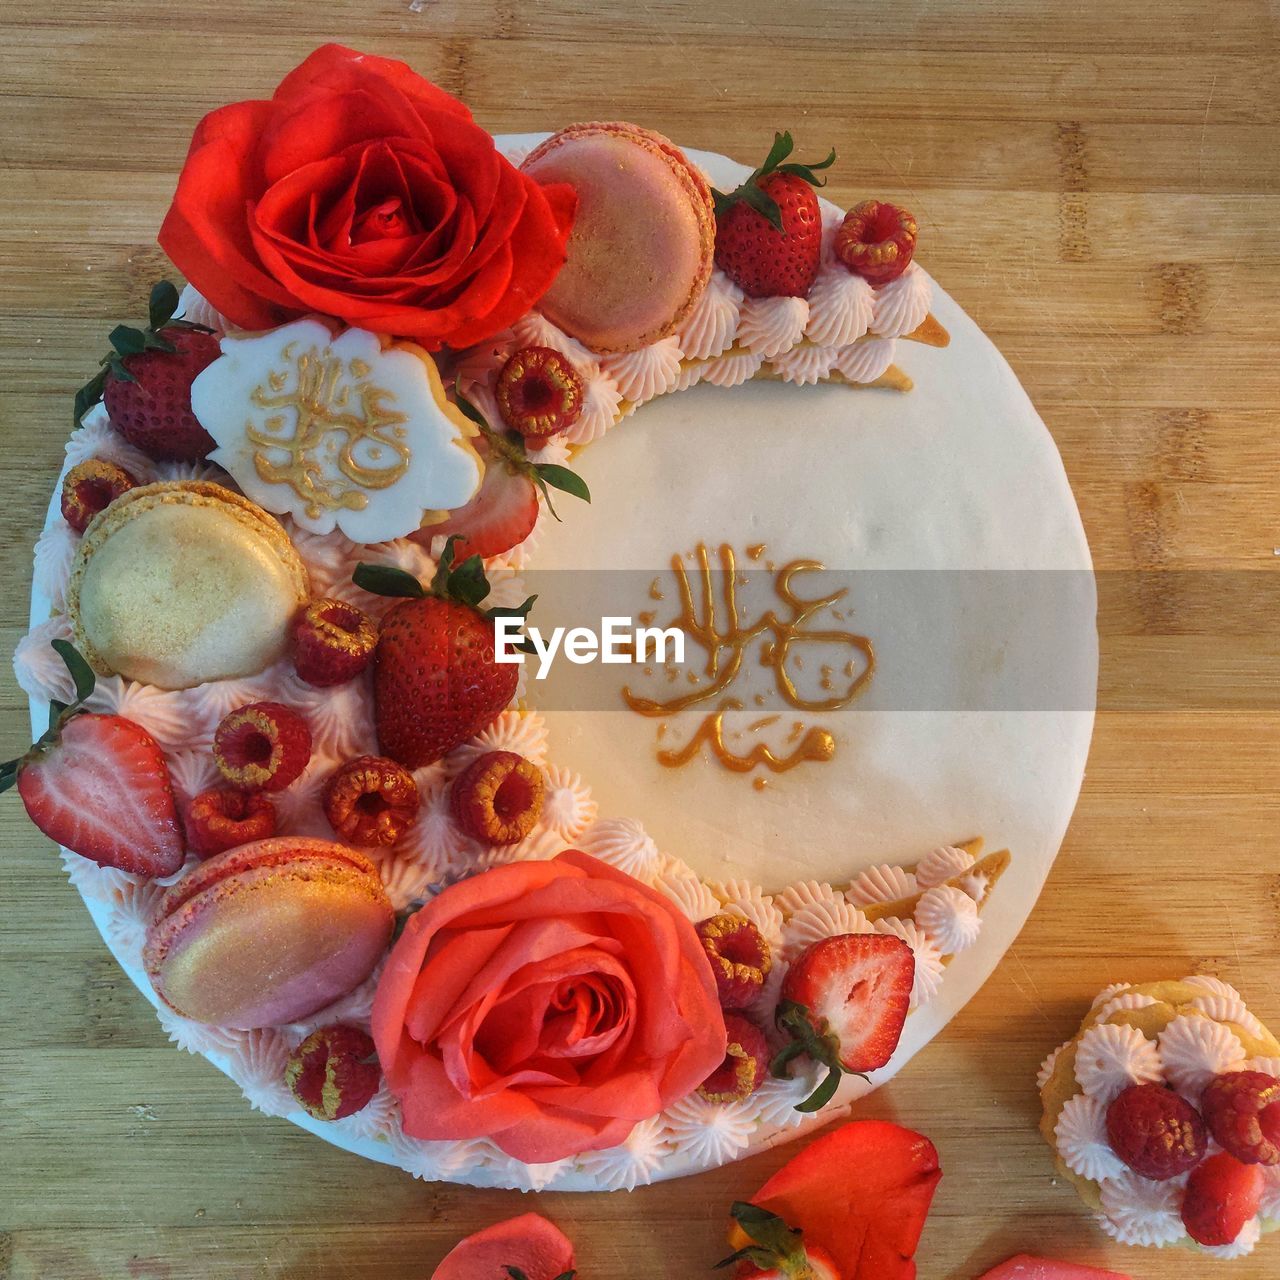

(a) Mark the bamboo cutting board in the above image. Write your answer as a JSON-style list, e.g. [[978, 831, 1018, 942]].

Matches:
[[1, 2, 1277, 1277]]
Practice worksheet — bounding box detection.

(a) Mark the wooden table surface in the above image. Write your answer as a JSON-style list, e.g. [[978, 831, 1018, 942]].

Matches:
[[2, 3, 1278, 1277]]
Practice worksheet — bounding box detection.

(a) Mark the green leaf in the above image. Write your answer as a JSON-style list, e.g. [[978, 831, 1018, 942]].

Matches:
[[485, 594, 537, 623], [73, 367, 109, 429], [452, 385, 489, 428], [795, 1064, 843, 1113], [148, 280, 180, 331], [0, 757, 21, 795], [534, 464, 590, 505], [505, 1268, 530, 1280], [446, 553, 491, 609], [352, 562, 426, 599], [108, 324, 148, 358], [45, 699, 67, 735], [742, 184, 785, 233], [759, 130, 795, 175], [768, 1039, 805, 1079], [52, 639, 96, 704]]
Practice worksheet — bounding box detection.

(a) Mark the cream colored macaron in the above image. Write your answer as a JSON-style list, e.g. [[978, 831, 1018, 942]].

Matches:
[[67, 481, 309, 690]]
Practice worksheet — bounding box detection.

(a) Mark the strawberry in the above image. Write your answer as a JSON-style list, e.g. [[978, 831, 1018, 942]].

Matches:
[[1180, 1151, 1264, 1247], [976, 1257, 1132, 1280], [450, 750, 545, 844], [773, 933, 914, 1110], [712, 132, 835, 298], [720, 1203, 839, 1280], [836, 200, 918, 286], [415, 391, 591, 562], [75, 280, 219, 460], [1, 640, 184, 877], [1105, 1083, 1206, 1180], [60, 459, 137, 533], [353, 539, 535, 768], [1201, 1070, 1280, 1165], [419, 436, 541, 561], [496, 346, 584, 441], [730, 1121, 942, 1280]]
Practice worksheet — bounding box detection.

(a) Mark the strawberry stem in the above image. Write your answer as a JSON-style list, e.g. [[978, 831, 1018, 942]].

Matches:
[[711, 131, 837, 233], [0, 641, 98, 794]]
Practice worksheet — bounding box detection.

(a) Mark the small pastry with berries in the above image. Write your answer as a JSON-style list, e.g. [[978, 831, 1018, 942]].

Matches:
[[67, 481, 309, 689], [1039, 976, 1280, 1258]]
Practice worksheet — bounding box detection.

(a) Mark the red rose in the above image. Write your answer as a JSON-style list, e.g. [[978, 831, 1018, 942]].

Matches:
[[371, 851, 727, 1163], [159, 45, 575, 350]]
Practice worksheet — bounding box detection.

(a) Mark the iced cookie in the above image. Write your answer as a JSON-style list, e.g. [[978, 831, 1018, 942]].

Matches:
[[521, 122, 715, 352], [67, 481, 308, 690], [1039, 976, 1280, 1259]]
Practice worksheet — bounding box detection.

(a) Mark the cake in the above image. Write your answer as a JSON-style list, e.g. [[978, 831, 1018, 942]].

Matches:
[[9, 44, 1096, 1191]]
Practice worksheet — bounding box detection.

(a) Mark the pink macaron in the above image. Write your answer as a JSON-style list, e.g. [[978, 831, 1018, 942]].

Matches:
[[522, 122, 715, 353], [143, 837, 394, 1029]]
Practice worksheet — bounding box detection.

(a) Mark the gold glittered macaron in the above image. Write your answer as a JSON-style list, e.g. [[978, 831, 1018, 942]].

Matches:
[[66, 480, 309, 690]]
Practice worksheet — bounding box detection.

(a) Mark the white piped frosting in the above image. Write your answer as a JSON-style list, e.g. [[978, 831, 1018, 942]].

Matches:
[[655, 864, 721, 923], [737, 295, 810, 358], [847, 863, 917, 907], [661, 1093, 754, 1167], [874, 917, 945, 1009], [33, 521, 78, 610], [226, 1028, 296, 1118], [701, 349, 764, 388], [1055, 1093, 1127, 1183], [834, 338, 897, 384], [870, 263, 932, 338], [785, 898, 873, 954], [601, 337, 683, 404], [769, 344, 840, 386], [914, 885, 981, 954], [575, 817, 661, 883], [577, 1116, 671, 1192], [1097, 1171, 1187, 1248], [677, 272, 743, 360], [805, 264, 875, 348], [1073, 1022, 1164, 1102], [915, 844, 977, 889], [1189, 994, 1267, 1040], [1157, 1015, 1246, 1098], [1094, 991, 1160, 1021], [540, 764, 597, 840]]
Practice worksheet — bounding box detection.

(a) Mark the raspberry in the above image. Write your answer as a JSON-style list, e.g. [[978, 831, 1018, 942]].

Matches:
[[1105, 1083, 1207, 1180], [213, 701, 312, 792], [835, 200, 918, 286], [323, 754, 420, 847], [59, 459, 137, 533], [1201, 1070, 1280, 1165], [291, 598, 377, 687], [695, 914, 772, 1010], [284, 1025, 381, 1121], [184, 785, 275, 858], [698, 1012, 768, 1102], [450, 750, 545, 844], [1181, 1151, 1264, 1247], [495, 346, 584, 440]]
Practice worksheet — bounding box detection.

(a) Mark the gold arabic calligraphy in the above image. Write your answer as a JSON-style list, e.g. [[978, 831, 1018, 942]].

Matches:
[[623, 543, 875, 780], [247, 342, 412, 519]]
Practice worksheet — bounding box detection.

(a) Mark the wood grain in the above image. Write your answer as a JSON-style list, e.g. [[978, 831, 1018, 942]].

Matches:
[[2, 2, 1278, 1277]]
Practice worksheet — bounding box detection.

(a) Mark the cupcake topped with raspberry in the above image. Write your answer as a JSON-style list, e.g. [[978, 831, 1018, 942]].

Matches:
[[1039, 976, 1280, 1259]]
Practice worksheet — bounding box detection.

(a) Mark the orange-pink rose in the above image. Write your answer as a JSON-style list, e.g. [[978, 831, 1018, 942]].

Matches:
[[371, 850, 727, 1163]]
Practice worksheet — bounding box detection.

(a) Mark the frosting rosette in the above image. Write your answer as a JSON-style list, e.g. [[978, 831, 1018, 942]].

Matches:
[[159, 44, 575, 349], [370, 849, 726, 1162]]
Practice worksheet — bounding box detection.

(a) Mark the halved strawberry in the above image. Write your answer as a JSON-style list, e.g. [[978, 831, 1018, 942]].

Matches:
[[976, 1257, 1132, 1280], [730, 1122, 942, 1280], [1181, 1152, 1264, 1247], [416, 437, 539, 562], [772, 933, 914, 1110], [2, 641, 183, 877], [722, 1203, 839, 1280]]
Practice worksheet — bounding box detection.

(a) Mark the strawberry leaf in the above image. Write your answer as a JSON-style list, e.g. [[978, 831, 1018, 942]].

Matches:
[[535, 463, 590, 505], [453, 385, 490, 429], [711, 131, 837, 232], [446, 553, 491, 609], [73, 367, 109, 429], [148, 280, 181, 332], [352, 562, 426, 599], [794, 1064, 843, 1113], [52, 639, 96, 705], [0, 757, 20, 795], [108, 325, 149, 358], [485, 595, 537, 622]]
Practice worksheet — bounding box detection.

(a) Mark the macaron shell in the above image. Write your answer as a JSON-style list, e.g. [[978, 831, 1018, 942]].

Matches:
[[144, 839, 393, 1029], [67, 481, 309, 690], [522, 122, 714, 352]]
